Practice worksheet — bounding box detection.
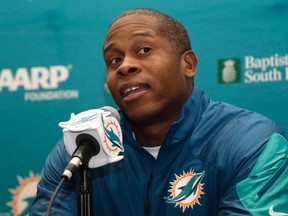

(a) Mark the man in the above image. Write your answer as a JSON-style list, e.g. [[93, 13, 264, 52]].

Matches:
[[30, 8, 288, 215]]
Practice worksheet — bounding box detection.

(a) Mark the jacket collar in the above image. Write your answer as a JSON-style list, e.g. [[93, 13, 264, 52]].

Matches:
[[119, 85, 209, 147]]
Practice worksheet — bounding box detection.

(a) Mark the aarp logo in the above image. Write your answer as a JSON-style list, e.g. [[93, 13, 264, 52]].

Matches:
[[0, 65, 71, 92]]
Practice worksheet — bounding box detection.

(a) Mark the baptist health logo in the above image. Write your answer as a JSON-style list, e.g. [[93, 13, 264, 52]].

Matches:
[[0, 65, 79, 102], [218, 53, 288, 84], [218, 58, 241, 83]]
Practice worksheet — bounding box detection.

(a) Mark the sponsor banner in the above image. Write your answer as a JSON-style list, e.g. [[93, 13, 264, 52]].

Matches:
[[218, 53, 288, 84], [0, 65, 79, 102], [0, 0, 287, 214]]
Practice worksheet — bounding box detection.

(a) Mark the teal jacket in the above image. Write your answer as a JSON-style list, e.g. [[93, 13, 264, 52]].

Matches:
[[30, 86, 288, 215]]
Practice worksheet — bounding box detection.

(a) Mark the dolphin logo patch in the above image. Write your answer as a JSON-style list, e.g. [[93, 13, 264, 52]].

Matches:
[[165, 169, 205, 212]]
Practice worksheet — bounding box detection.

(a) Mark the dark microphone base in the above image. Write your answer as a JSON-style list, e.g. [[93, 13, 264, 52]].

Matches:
[[78, 166, 94, 216]]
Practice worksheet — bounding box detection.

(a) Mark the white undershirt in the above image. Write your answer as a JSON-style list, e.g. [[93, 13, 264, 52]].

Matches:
[[143, 146, 161, 159], [132, 132, 161, 159]]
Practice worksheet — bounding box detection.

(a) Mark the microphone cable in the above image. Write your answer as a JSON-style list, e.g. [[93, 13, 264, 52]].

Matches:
[[46, 176, 67, 216]]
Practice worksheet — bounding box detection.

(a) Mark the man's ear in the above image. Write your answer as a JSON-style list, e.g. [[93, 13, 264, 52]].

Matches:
[[182, 50, 198, 79]]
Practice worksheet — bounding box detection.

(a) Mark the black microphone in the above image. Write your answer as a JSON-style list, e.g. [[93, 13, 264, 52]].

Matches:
[[61, 133, 100, 179], [59, 106, 124, 180]]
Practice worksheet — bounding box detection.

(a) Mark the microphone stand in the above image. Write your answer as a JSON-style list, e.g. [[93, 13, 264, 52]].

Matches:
[[78, 163, 93, 216]]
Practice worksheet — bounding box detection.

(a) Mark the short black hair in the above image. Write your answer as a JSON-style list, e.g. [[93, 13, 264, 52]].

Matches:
[[108, 8, 192, 55]]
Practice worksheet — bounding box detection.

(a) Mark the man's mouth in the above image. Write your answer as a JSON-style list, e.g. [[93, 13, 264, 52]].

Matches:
[[120, 83, 149, 98]]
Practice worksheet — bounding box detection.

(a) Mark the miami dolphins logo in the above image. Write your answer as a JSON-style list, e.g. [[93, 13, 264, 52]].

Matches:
[[165, 169, 205, 212], [59, 111, 100, 129], [72, 113, 98, 125], [7, 171, 41, 216], [101, 113, 124, 156]]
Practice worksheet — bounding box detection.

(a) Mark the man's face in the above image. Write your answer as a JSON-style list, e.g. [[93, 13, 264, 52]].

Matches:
[[103, 14, 196, 124]]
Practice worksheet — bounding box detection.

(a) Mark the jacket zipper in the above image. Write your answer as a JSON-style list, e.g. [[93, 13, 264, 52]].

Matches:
[[257, 157, 288, 197], [145, 174, 153, 215]]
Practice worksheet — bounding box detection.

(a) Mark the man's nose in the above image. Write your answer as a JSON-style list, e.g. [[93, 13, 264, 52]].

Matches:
[[116, 57, 140, 77]]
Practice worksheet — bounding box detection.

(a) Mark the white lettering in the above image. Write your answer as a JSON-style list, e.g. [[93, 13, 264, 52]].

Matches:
[[31, 67, 50, 89], [13, 68, 32, 91], [24, 90, 79, 102], [262, 57, 271, 71], [245, 56, 256, 69], [245, 54, 288, 71], [0, 65, 71, 92], [50, 66, 69, 88], [244, 68, 282, 83], [0, 69, 14, 91]]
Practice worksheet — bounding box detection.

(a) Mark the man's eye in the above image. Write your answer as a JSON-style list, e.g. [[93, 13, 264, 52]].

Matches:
[[110, 57, 122, 64], [139, 47, 151, 54]]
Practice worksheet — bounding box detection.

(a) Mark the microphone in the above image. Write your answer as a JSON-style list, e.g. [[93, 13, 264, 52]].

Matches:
[[59, 106, 124, 179]]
